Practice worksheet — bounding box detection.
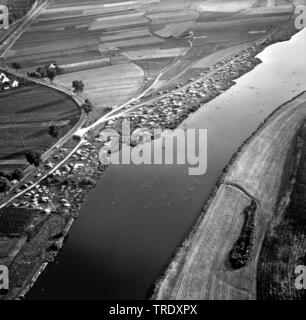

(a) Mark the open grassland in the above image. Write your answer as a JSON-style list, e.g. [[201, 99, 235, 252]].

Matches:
[[0, 83, 80, 167], [155, 92, 306, 300], [2, 0, 294, 112], [55, 61, 144, 108]]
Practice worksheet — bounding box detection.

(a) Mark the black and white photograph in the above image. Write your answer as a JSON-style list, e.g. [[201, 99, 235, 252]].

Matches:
[[0, 0, 305, 307]]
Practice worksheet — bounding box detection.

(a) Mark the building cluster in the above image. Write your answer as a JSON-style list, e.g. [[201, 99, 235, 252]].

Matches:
[[11, 142, 99, 213], [0, 72, 19, 91], [104, 39, 266, 139]]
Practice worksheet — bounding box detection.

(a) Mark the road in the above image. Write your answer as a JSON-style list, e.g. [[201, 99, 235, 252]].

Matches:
[[0, 65, 87, 201], [0, 0, 48, 58], [0, 138, 85, 210]]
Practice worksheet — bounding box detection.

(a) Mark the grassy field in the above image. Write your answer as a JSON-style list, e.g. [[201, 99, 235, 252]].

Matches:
[[55, 61, 144, 114], [0, 82, 80, 168], [154, 92, 306, 300]]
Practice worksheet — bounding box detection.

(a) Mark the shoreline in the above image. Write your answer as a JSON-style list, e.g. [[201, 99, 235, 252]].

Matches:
[[152, 88, 306, 299], [0, 21, 300, 300]]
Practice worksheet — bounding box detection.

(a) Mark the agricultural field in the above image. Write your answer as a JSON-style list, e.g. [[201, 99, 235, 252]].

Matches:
[[2, 0, 294, 114], [257, 124, 306, 300], [55, 61, 145, 111], [0, 82, 80, 169], [155, 92, 306, 300]]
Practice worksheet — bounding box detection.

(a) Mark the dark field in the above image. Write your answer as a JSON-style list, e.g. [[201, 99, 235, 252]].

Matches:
[[257, 124, 306, 300], [0, 83, 80, 166]]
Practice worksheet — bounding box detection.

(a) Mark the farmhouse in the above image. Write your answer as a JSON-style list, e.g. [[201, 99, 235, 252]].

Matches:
[[0, 72, 19, 90]]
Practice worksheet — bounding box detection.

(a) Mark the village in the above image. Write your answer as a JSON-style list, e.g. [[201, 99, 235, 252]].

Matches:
[[99, 37, 269, 156], [1, 36, 273, 217], [7, 141, 102, 216]]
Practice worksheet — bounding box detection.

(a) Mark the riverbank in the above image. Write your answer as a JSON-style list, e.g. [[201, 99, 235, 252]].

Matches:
[[0, 137, 107, 299], [257, 122, 306, 300], [0, 20, 300, 300], [153, 88, 306, 299]]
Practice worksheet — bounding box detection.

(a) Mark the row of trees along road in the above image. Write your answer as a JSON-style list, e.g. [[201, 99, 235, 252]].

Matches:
[[0, 66, 95, 195]]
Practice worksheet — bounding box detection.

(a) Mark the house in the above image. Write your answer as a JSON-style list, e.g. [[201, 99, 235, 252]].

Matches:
[[0, 72, 19, 90], [11, 80, 19, 88]]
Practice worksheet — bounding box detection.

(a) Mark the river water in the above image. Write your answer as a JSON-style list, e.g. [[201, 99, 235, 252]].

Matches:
[[27, 29, 306, 300]]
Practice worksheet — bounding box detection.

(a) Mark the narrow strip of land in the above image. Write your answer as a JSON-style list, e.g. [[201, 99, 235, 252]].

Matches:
[[154, 91, 306, 300]]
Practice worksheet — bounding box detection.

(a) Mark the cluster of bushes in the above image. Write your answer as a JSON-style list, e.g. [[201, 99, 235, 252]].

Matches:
[[0, 169, 23, 194], [27, 64, 64, 83], [229, 200, 257, 269], [0, 207, 36, 236], [7, 0, 35, 24], [0, 168, 23, 181]]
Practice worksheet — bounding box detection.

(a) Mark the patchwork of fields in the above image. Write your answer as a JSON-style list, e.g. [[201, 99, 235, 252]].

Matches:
[[2, 0, 294, 115]]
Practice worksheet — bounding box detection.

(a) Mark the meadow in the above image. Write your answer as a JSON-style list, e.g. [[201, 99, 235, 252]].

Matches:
[[0, 83, 80, 168]]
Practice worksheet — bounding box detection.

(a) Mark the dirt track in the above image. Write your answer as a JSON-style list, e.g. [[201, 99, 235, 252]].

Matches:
[[155, 92, 306, 300]]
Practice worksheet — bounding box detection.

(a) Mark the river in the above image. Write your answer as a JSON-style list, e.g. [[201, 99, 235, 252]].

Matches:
[[27, 28, 306, 300]]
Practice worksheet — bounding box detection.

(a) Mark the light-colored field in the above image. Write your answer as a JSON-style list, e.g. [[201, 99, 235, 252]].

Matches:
[[147, 10, 199, 24], [122, 47, 189, 60], [191, 42, 256, 69], [244, 5, 293, 14], [89, 12, 148, 30], [55, 62, 145, 109], [155, 92, 306, 300], [196, 0, 257, 12], [61, 58, 111, 73], [154, 21, 194, 37], [193, 15, 291, 30], [98, 36, 165, 52]]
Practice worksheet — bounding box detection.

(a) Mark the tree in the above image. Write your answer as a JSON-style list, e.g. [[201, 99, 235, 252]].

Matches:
[[36, 67, 47, 79], [46, 68, 56, 83], [0, 177, 10, 195], [72, 80, 85, 95], [27, 71, 40, 79], [11, 62, 21, 71], [0, 170, 11, 180], [48, 125, 60, 138], [81, 99, 94, 115], [12, 168, 24, 181], [25, 151, 41, 167]]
